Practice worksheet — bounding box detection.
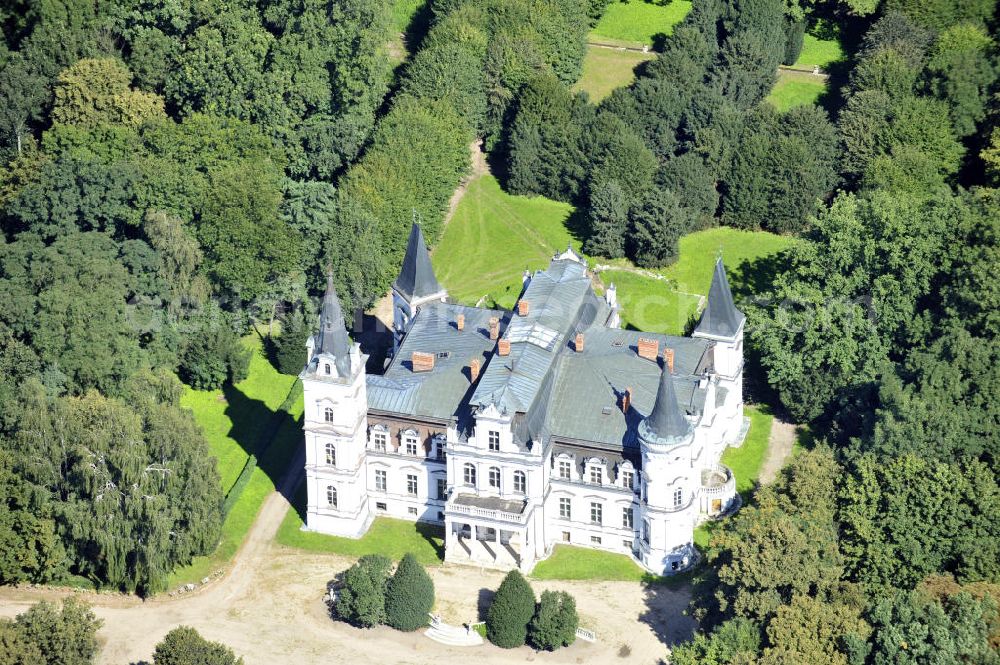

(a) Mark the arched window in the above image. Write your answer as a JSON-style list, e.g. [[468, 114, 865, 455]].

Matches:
[[325, 442, 336, 466], [673, 487, 683, 507], [463, 463, 476, 487], [324, 363, 331, 375], [488, 467, 501, 490], [513, 470, 526, 494], [326, 485, 337, 508], [324, 406, 335, 423]]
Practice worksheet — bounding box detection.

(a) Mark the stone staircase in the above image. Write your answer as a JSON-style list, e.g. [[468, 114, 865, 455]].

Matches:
[[424, 618, 484, 647]]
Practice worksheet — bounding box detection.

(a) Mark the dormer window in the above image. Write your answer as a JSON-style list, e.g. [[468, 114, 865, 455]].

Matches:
[[324, 363, 331, 375], [372, 431, 387, 452], [558, 459, 572, 480], [622, 468, 634, 491], [402, 429, 419, 456], [488, 430, 500, 451], [324, 407, 334, 423], [589, 465, 602, 485]]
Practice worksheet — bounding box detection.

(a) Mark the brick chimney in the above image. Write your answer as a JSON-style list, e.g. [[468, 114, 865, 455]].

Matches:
[[637, 337, 659, 361], [498, 338, 511, 356], [469, 358, 480, 383], [575, 332, 584, 352], [456, 313, 465, 331], [488, 317, 499, 340], [518, 300, 530, 317], [622, 387, 633, 414], [411, 351, 435, 372], [663, 348, 675, 373]]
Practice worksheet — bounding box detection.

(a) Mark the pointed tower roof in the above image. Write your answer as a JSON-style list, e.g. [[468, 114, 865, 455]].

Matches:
[[316, 272, 352, 377], [393, 223, 444, 301], [695, 258, 745, 339], [639, 364, 693, 447]]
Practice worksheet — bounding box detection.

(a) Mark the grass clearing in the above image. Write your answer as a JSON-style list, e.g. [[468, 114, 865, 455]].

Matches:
[[721, 405, 774, 496], [574, 45, 654, 102], [794, 33, 845, 69], [767, 71, 827, 112], [531, 544, 650, 582], [591, 0, 692, 47], [602, 269, 701, 334], [433, 175, 576, 309], [276, 488, 445, 567]]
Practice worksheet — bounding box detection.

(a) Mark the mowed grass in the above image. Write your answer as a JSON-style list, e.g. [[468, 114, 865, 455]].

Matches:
[[574, 45, 654, 102], [179, 336, 297, 494], [794, 33, 845, 69], [603, 270, 701, 334], [721, 405, 774, 497], [591, 0, 692, 47], [277, 488, 445, 567], [767, 71, 827, 112], [531, 544, 649, 582], [433, 175, 576, 309]]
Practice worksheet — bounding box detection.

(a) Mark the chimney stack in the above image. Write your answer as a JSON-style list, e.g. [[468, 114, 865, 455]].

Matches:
[[637, 337, 659, 361], [575, 332, 584, 352], [498, 338, 511, 356], [412, 351, 435, 372], [663, 348, 675, 373], [488, 317, 499, 340], [456, 313, 465, 331], [469, 358, 480, 383], [622, 387, 633, 414], [518, 300, 530, 317]]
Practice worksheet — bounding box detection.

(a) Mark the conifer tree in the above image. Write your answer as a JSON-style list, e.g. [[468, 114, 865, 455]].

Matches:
[[486, 570, 536, 648], [385, 553, 435, 632], [337, 554, 392, 628], [528, 590, 578, 650]]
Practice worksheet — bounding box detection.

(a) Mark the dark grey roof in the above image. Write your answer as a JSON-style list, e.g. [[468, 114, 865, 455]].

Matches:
[[368, 303, 507, 422], [695, 258, 744, 339], [393, 223, 444, 300], [452, 493, 526, 514], [639, 364, 694, 446], [316, 273, 352, 376]]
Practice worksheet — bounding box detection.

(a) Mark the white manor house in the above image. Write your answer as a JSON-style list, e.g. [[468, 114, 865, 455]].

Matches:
[[300, 224, 747, 575]]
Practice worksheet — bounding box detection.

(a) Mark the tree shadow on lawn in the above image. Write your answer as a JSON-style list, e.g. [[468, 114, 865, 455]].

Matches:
[[416, 522, 446, 561], [637, 576, 699, 649], [477, 587, 495, 622], [222, 383, 299, 498]]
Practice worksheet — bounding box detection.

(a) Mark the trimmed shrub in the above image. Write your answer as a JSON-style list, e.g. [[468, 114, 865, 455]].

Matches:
[[386, 553, 435, 631], [336, 554, 392, 628], [486, 570, 536, 648], [153, 626, 242, 665], [528, 590, 579, 651]]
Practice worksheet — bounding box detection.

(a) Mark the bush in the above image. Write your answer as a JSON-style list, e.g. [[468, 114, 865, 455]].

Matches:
[[783, 21, 805, 66], [153, 626, 243, 665], [10, 598, 101, 665], [270, 308, 310, 376], [336, 554, 392, 627], [486, 570, 536, 648], [385, 553, 435, 631], [528, 590, 578, 651]]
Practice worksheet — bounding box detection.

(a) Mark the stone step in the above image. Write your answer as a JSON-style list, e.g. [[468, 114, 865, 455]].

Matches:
[[424, 625, 484, 647]]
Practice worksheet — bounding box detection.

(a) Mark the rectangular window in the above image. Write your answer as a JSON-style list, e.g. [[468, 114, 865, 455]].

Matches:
[[405, 440, 418, 456], [513, 471, 526, 494], [488, 467, 501, 489], [559, 497, 571, 519], [590, 502, 602, 525], [407, 474, 418, 496], [376, 502, 387, 511], [623, 539, 633, 551], [408, 507, 418, 516], [488, 430, 500, 451], [558, 460, 571, 480], [437, 478, 447, 500], [372, 432, 386, 452], [591, 535, 601, 545], [622, 470, 634, 490], [673, 487, 683, 507], [623, 507, 634, 529], [590, 466, 602, 484], [643, 519, 650, 545], [562, 531, 571, 542], [374, 469, 387, 492]]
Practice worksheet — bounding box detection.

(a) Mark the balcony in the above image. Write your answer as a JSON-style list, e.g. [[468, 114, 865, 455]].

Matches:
[[447, 494, 530, 525], [700, 463, 738, 517]]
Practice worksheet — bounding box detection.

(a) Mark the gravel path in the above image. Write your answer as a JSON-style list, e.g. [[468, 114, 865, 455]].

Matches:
[[759, 416, 798, 485]]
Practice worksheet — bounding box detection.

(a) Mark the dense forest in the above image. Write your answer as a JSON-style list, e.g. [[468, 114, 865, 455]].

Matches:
[[0, 0, 998, 660]]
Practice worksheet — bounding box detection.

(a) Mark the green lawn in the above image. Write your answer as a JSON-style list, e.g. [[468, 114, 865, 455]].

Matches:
[[590, 0, 692, 47], [433, 174, 576, 309], [276, 488, 445, 567], [663, 227, 795, 294], [766, 72, 827, 112], [603, 270, 701, 334], [392, 0, 425, 33], [794, 33, 845, 69], [574, 45, 654, 102], [531, 544, 651, 582], [721, 405, 773, 496], [179, 336, 297, 494]]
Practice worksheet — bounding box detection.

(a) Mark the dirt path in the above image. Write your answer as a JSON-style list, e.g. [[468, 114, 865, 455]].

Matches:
[[441, 140, 489, 230], [759, 417, 798, 485]]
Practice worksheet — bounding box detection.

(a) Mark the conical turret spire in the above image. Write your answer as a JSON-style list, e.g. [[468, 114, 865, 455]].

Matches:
[[393, 223, 443, 300], [640, 364, 693, 446], [316, 272, 352, 377], [695, 258, 744, 338]]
